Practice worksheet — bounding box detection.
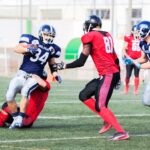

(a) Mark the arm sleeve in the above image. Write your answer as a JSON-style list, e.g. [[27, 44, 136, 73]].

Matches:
[[66, 53, 88, 69]]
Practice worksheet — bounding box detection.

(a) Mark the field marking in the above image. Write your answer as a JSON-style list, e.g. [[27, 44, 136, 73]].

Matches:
[[0, 145, 45, 150], [45, 99, 141, 104], [0, 99, 142, 106], [0, 134, 150, 144], [38, 114, 150, 120]]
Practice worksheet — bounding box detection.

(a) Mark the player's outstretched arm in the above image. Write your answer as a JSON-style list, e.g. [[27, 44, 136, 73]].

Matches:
[[57, 43, 91, 70], [32, 74, 48, 90], [136, 51, 148, 64]]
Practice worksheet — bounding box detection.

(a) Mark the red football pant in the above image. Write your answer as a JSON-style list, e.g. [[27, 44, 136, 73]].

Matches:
[[23, 89, 49, 126]]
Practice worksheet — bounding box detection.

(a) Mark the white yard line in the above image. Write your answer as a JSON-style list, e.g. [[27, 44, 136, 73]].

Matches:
[[45, 99, 141, 104], [0, 145, 46, 150], [38, 114, 150, 120], [0, 134, 149, 143]]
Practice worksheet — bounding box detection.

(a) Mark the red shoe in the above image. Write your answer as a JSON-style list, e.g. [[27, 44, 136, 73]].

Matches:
[[134, 89, 138, 95], [99, 122, 112, 134], [109, 132, 129, 141]]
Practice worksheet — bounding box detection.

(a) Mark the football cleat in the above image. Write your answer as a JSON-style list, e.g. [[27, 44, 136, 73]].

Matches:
[[109, 132, 129, 141], [134, 89, 138, 95], [99, 122, 112, 134], [9, 116, 23, 129], [9, 119, 17, 129]]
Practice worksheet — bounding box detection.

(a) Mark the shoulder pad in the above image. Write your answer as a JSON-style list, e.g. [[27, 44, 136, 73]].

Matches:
[[19, 34, 39, 45]]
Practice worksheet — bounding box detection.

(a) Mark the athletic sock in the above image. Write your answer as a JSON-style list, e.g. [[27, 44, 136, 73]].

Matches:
[[134, 77, 139, 92], [83, 98, 100, 115], [99, 107, 125, 133], [83, 98, 106, 122]]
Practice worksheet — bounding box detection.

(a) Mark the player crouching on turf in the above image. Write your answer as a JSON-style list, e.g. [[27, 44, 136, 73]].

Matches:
[[0, 73, 51, 128]]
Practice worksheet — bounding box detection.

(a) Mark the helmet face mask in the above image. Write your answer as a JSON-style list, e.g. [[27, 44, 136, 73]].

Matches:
[[131, 25, 140, 40], [83, 15, 102, 33], [137, 21, 150, 40], [39, 24, 56, 44]]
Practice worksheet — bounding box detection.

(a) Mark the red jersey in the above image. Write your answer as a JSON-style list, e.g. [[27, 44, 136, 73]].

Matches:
[[23, 81, 50, 126], [124, 34, 141, 59], [81, 31, 119, 76]]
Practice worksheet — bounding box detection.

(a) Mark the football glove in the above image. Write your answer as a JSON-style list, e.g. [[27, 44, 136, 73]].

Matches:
[[27, 45, 38, 55], [114, 79, 121, 90], [122, 57, 133, 65], [55, 75, 62, 83], [56, 61, 65, 70]]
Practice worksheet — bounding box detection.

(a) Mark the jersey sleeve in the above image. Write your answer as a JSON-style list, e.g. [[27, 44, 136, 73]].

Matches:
[[81, 33, 93, 44], [19, 34, 39, 45], [19, 34, 31, 44], [124, 35, 130, 43], [51, 44, 61, 58]]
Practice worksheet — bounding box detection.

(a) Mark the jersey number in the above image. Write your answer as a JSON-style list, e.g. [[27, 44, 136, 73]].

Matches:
[[132, 41, 141, 52], [103, 36, 113, 53], [30, 49, 49, 64]]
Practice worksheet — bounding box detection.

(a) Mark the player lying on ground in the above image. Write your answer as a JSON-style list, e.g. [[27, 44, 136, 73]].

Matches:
[[0, 74, 51, 128]]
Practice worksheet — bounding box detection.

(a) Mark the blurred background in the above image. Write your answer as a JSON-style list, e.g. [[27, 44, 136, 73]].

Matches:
[[0, 0, 149, 81]]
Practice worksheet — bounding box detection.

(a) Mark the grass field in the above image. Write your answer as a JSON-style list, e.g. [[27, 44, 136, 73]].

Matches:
[[0, 77, 150, 150]]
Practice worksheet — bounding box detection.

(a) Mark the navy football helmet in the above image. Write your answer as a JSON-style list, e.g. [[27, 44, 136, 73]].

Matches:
[[131, 25, 137, 33], [83, 15, 102, 33], [136, 21, 150, 39], [39, 24, 56, 44], [131, 25, 139, 40]]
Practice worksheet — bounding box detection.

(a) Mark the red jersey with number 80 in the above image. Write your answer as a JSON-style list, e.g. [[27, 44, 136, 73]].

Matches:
[[124, 34, 141, 59], [81, 31, 119, 76]]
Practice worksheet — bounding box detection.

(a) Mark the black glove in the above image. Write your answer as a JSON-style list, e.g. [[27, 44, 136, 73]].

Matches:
[[56, 61, 65, 70], [27, 45, 38, 55], [55, 75, 62, 83], [114, 79, 121, 90]]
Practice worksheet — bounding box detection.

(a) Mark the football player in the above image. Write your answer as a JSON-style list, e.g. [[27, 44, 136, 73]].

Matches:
[[6, 24, 61, 129], [0, 73, 50, 128], [56, 15, 129, 141], [123, 25, 141, 94], [135, 21, 150, 106], [123, 21, 150, 106]]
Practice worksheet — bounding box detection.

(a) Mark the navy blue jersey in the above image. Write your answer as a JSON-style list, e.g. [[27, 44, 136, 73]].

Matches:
[[19, 34, 61, 77], [139, 40, 150, 60]]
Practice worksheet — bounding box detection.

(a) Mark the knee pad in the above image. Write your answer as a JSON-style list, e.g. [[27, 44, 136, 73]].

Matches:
[[79, 91, 88, 102]]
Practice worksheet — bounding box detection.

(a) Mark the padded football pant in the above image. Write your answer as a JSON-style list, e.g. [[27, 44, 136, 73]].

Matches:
[[142, 80, 150, 106], [126, 64, 140, 78], [6, 70, 38, 101], [79, 72, 120, 111]]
